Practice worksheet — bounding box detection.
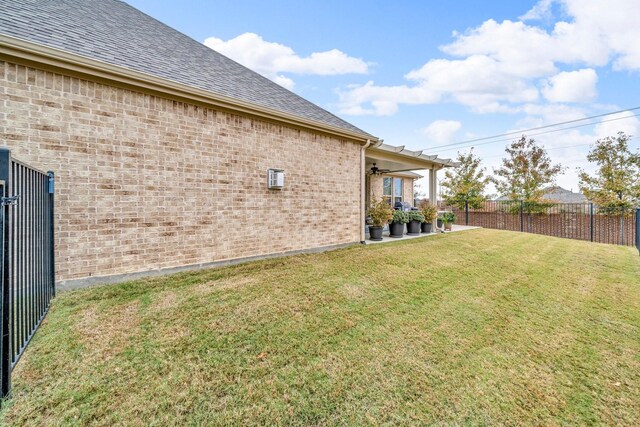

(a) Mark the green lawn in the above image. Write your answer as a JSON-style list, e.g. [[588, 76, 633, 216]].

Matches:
[[2, 228, 639, 426]]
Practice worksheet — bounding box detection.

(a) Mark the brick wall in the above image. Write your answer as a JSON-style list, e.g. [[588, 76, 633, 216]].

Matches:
[[0, 61, 362, 282], [369, 174, 383, 200], [402, 177, 414, 205]]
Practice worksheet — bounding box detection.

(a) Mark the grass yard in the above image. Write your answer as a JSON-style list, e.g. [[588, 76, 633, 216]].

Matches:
[[1, 228, 639, 426]]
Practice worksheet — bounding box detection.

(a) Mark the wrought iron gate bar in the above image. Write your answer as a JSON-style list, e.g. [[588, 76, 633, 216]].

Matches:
[[0, 149, 55, 399]]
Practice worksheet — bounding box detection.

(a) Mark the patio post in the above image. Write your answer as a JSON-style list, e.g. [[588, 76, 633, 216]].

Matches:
[[429, 167, 437, 207]]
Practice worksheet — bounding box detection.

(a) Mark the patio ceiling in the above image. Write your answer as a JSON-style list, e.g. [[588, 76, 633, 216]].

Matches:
[[365, 142, 459, 173]]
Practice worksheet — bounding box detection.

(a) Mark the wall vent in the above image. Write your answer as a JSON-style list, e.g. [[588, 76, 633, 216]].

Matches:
[[267, 169, 285, 189]]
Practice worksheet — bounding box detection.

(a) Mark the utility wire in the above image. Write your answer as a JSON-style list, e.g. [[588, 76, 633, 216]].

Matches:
[[482, 135, 638, 160], [436, 112, 640, 153], [423, 106, 640, 151], [483, 143, 590, 160]]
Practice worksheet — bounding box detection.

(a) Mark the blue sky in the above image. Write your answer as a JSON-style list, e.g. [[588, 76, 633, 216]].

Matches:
[[126, 0, 640, 194]]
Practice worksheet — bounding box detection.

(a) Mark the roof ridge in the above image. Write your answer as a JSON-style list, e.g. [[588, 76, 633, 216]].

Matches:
[[0, 0, 373, 138]]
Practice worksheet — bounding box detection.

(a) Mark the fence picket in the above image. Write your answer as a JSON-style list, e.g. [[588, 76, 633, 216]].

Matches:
[[441, 200, 637, 248], [0, 149, 54, 399]]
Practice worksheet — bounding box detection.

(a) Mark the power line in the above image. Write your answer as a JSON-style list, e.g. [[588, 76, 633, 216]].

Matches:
[[423, 105, 640, 151], [436, 112, 640, 153], [484, 143, 590, 160], [482, 135, 638, 160]]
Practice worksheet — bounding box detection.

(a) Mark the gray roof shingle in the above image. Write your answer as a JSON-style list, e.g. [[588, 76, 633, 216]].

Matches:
[[0, 0, 371, 137], [496, 186, 589, 203], [540, 186, 589, 203]]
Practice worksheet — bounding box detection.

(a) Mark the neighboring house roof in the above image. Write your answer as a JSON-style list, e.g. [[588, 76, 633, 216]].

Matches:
[[496, 186, 589, 203], [541, 186, 589, 203], [0, 0, 371, 139]]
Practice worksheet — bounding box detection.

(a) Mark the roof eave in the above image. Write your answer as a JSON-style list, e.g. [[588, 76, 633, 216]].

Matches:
[[368, 143, 459, 168], [0, 33, 377, 144]]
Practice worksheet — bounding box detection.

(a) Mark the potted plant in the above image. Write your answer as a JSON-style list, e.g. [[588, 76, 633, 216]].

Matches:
[[389, 209, 409, 238], [417, 200, 437, 233], [439, 211, 456, 231], [367, 197, 394, 241], [406, 210, 425, 235]]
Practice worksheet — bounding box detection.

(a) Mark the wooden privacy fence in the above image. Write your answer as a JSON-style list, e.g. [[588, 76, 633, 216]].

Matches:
[[441, 200, 638, 248]]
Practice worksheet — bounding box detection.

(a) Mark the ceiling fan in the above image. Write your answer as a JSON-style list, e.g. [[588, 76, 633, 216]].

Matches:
[[369, 163, 421, 175], [369, 163, 391, 175]]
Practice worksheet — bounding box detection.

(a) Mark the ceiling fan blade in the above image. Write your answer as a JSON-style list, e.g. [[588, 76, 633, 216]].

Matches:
[[385, 168, 424, 173]]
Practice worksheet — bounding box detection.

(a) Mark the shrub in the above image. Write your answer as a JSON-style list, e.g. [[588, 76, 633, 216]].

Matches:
[[439, 212, 456, 224], [407, 210, 426, 223], [417, 200, 437, 223], [368, 197, 394, 227], [391, 209, 409, 224]]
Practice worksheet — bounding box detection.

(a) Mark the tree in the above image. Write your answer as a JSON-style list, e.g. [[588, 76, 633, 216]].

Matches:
[[413, 183, 425, 203], [578, 132, 640, 213], [440, 148, 489, 209], [491, 136, 563, 212]]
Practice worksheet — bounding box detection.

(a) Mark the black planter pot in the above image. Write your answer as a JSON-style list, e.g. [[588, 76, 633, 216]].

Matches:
[[437, 219, 443, 229], [389, 221, 405, 238], [406, 220, 421, 235], [421, 222, 433, 233], [368, 226, 384, 241]]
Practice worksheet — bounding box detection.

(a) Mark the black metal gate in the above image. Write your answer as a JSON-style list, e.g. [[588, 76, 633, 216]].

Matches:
[[0, 149, 54, 399]]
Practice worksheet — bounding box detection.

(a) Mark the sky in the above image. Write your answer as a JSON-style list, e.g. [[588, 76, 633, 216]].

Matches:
[[126, 0, 640, 195]]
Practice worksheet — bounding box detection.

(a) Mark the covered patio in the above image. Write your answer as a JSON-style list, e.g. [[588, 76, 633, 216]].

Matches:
[[360, 141, 459, 242], [364, 141, 458, 208]]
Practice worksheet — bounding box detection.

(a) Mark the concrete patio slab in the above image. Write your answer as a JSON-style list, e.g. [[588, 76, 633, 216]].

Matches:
[[364, 224, 480, 245]]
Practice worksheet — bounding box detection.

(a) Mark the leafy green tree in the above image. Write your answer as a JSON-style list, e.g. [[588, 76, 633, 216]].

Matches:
[[578, 132, 640, 213], [441, 148, 489, 209], [491, 136, 563, 212]]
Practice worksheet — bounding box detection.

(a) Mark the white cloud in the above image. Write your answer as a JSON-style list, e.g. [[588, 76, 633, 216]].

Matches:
[[337, 81, 439, 116], [272, 75, 295, 91], [542, 69, 598, 103], [338, 1, 640, 116], [518, 103, 587, 124], [519, 0, 555, 21], [442, 20, 559, 78], [337, 54, 540, 116], [595, 111, 639, 139], [560, 0, 640, 70], [446, 1, 640, 70], [204, 33, 369, 89], [422, 120, 462, 143]]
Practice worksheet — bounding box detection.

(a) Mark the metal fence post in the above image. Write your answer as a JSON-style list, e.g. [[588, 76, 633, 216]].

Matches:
[[636, 208, 640, 255], [590, 203, 594, 242], [0, 149, 10, 399], [620, 209, 625, 246], [0, 182, 5, 401], [465, 200, 469, 225], [520, 200, 524, 232], [48, 172, 55, 297]]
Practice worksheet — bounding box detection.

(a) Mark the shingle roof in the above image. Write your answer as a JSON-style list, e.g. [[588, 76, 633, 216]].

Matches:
[[541, 186, 589, 203], [496, 186, 589, 203], [0, 0, 371, 137]]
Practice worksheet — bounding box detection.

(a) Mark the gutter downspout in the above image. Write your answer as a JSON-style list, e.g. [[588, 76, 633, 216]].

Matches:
[[360, 139, 372, 243]]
